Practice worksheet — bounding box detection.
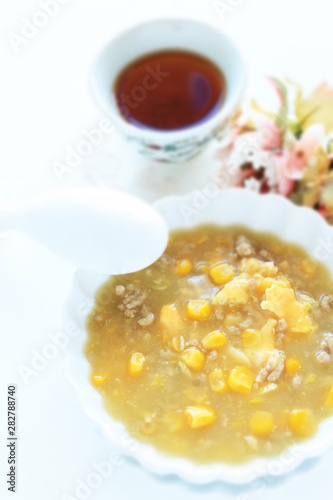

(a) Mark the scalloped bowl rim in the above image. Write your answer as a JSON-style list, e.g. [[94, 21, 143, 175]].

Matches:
[[64, 189, 333, 485]]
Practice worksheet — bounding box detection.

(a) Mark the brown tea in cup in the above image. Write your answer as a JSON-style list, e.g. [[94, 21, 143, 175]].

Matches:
[[114, 49, 226, 131]]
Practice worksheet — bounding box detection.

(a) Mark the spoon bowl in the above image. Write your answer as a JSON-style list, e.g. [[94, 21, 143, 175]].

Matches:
[[1, 187, 169, 275]]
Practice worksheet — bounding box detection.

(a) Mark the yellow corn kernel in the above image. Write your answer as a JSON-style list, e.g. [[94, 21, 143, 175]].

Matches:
[[209, 369, 227, 393], [325, 386, 333, 408], [209, 263, 236, 285], [184, 405, 216, 428], [242, 329, 261, 348], [92, 375, 106, 386], [129, 352, 145, 377], [249, 411, 274, 436], [228, 366, 255, 393], [187, 300, 211, 320], [202, 330, 227, 350], [160, 304, 183, 334], [286, 358, 302, 374], [175, 258, 193, 276], [306, 373, 316, 384], [181, 348, 205, 370], [289, 409, 317, 437]]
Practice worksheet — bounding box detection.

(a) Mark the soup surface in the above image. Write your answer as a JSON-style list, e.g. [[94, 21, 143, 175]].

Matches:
[[85, 226, 333, 463], [114, 50, 226, 130]]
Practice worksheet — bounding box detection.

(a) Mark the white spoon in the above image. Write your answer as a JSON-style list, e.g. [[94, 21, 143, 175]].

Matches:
[[0, 187, 169, 275]]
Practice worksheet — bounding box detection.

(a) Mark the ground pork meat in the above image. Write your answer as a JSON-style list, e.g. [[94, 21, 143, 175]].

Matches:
[[255, 350, 286, 383], [316, 351, 331, 363], [207, 350, 218, 362], [157, 254, 176, 268], [138, 313, 155, 326], [115, 285, 125, 296], [259, 248, 273, 261], [226, 326, 241, 336], [117, 284, 147, 319], [94, 313, 104, 321], [186, 339, 200, 348], [275, 318, 287, 346], [179, 336, 185, 352], [184, 242, 195, 252], [239, 316, 253, 329], [276, 318, 287, 332], [316, 333, 333, 363], [320, 294, 333, 311], [215, 309, 224, 320], [292, 374, 302, 388], [235, 235, 255, 257]]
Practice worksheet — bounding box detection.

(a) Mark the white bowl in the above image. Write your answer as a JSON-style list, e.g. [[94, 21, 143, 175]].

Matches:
[[64, 189, 333, 484], [90, 18, 246, 162]]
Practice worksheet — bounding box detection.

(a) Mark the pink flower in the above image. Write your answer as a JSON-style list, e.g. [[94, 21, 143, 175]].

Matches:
[[251, 113, 282, 150], [272, 153, 295, 197], [284, 124, 325, 180]]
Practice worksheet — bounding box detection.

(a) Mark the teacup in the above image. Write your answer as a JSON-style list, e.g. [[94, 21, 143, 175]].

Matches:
[[90, 18, 246, 163]]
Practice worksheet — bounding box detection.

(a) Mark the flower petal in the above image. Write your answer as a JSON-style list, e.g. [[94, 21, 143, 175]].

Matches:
[[273, 153, 296, 196], [251, 113, 283, 150]]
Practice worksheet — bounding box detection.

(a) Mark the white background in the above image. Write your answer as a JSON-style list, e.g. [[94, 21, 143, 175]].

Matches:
[[1, 1, 333, 499]]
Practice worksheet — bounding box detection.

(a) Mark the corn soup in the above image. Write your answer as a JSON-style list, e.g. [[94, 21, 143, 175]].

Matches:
[[85, 226, 333, 463]]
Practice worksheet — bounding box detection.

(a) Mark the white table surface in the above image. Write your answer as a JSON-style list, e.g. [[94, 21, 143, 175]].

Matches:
[[1, 1, 333, 499]]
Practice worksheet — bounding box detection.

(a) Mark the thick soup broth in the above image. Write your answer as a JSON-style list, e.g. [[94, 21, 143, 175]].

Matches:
[[85, 226, 333, 463]]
